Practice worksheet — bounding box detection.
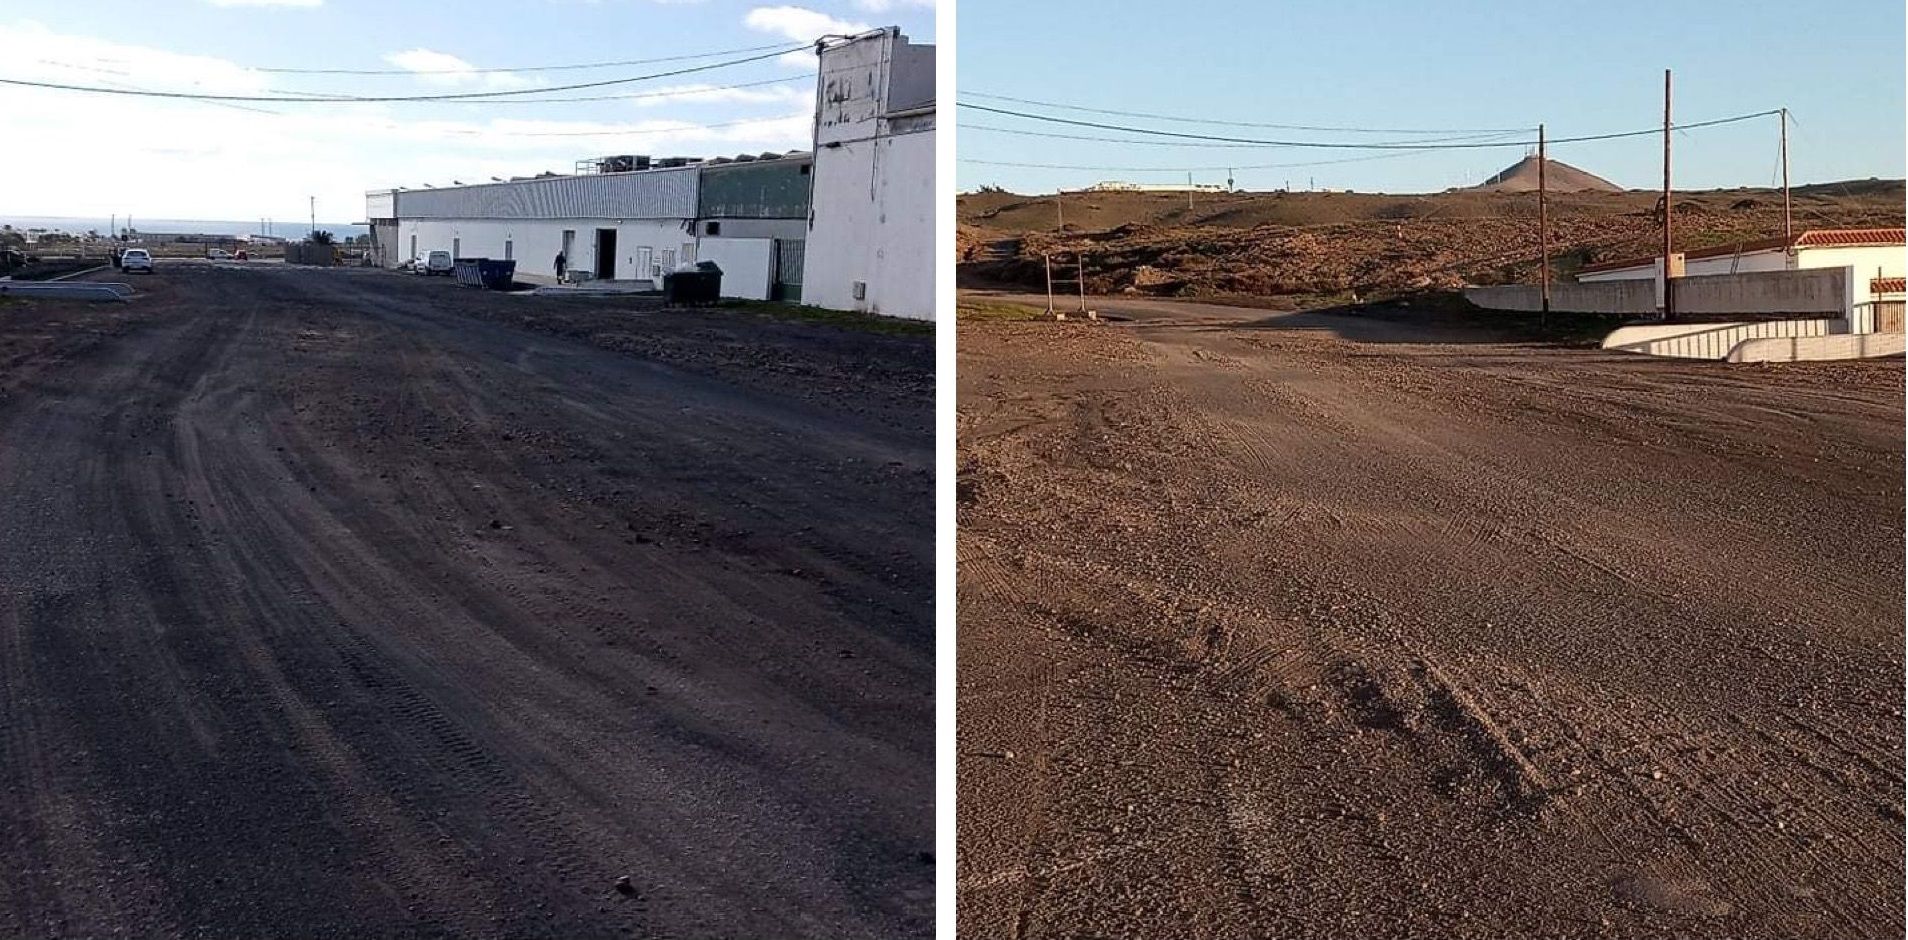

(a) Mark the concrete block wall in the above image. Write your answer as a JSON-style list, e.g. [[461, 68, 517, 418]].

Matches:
[[1464, 281, 1657, 314], [1673, 267, 1848, 318]]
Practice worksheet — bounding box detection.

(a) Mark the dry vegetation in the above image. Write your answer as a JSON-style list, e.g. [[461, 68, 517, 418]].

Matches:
[[958, 179, 1905, 302]]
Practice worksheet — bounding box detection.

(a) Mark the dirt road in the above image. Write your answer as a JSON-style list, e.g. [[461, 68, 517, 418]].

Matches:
[[0, 266, 932, 939], [958, 293, 1903, 939]]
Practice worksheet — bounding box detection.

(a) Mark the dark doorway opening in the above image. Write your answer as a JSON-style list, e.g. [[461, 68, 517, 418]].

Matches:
[[595, 228, 617, 279]]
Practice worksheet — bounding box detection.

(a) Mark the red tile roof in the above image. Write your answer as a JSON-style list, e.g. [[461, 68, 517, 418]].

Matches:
[[1796, 228, 1905, 248], [1578, 228, 1905, 275], [1873, 277, 1905, 295]]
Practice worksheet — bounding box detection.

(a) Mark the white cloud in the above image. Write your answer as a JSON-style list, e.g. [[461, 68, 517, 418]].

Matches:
[[742, 6, 872, 43], [204, 0, 322, 7], [381, 48, 531, 90], [850, 0, 933, 10]]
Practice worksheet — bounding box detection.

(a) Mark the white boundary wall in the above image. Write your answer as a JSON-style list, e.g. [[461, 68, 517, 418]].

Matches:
[[1728, 332, 1906, 362], [695, 237, 775, 300], [1602, 318, 1844, 360]]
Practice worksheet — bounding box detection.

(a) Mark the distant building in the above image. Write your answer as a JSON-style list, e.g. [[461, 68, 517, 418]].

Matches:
[[363, 27, 935, 320], [1065, 181, 1229, 194]]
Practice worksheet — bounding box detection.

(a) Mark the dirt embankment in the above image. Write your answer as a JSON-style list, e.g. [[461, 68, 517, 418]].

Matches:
[[958, 182, 1906, 301]]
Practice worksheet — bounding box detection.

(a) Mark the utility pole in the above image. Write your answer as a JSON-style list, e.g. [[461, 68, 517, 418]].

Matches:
[[1044, 253, 1055, 316], [1779, 108, 1791, 241], [1187, 173, 1195, 213], [1538, 123, 1550, 320], [1056, 194, 1064, 231], [309, 196, 316, 238], [1662, 68, 1675, 320]]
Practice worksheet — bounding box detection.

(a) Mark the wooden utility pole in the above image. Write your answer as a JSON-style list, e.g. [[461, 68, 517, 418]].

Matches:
[[1044, 253, 1055, 316], [1538, 123, 1551, 319], [1780, 108, 1791, 241], [1662, 69, 1674, 320]]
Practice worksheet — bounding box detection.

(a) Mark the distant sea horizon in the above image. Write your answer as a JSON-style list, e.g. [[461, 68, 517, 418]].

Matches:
[[2, 215, 369, 239]]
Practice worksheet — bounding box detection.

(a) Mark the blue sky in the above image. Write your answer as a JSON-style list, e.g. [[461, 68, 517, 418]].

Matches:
[[956, 0, 1905, 195], [0, 0, 934, 225]]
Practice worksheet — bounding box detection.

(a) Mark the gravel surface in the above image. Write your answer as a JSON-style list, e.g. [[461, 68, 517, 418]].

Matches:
[[957, 293, 1903, 939], [0, 265, 932, 939]]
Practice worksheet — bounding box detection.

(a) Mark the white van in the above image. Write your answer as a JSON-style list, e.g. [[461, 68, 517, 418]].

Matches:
[[413, 250, 454, 276]]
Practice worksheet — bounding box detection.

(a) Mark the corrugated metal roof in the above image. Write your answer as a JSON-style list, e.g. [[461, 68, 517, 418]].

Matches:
[[1579, 228, 1906, 275], [391, 165, 700, 221]]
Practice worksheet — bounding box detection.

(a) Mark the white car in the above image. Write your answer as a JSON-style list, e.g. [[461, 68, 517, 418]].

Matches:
[[206, 248, 231, 260], [413, 250, 453, 276], [121, 249, 154, 274]]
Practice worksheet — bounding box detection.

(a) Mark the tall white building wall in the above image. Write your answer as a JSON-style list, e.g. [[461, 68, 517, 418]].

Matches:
[[801, 28, 936, 320]]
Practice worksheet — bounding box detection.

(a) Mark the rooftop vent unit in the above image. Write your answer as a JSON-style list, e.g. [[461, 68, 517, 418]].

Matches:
[[578, 155, 651, 175]]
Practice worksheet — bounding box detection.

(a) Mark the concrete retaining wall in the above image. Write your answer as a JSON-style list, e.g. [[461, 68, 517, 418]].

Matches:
[[1464, 281, 1656, 314], [1674, 267, 1848, 318], [1602, 319, 1845, 360], [1471, 267, 1854, 319], [1728, 332, 1905, 362]]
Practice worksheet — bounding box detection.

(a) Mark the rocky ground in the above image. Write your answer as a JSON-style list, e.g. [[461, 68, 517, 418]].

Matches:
[[958, 293, 1904, 939]]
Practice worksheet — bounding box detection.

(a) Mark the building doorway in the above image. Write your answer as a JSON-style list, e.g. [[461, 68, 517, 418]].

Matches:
[[561, 229, 575, 275], [595, 228, 617, 279], [452, 237, 461, 260], [503, 239, 513, 261]]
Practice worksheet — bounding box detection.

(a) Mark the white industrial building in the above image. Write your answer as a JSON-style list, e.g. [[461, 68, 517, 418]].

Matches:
[[364, 27, 934, 320]]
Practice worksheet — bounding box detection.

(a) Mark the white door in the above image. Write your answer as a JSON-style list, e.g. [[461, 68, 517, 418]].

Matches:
[[636, 247, 653, 280]]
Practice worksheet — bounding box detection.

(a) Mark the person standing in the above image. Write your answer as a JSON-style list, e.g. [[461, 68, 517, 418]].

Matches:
[[553, 250, 567, 283]]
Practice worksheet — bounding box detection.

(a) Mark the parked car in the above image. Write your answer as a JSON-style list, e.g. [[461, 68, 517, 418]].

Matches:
[[413, 250, 453, 276], [206, 248, 231, 260], [120, 248, 154, 274]]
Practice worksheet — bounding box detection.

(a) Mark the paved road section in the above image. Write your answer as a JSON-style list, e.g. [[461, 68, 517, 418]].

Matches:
[[1, 267, 932, 939], [958, 294, 1903, 939]]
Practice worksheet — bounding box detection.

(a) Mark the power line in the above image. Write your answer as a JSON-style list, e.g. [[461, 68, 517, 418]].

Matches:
[[260, 74, 809, 106], [252, 41, 799, 75], [451, 113, 808, 138], [0, 45, 808, 103], [962, 90, 1528, 135], [958, 147, 1472, 174], [965, 123, 1526, 151], [957, 101, 1783, 150]]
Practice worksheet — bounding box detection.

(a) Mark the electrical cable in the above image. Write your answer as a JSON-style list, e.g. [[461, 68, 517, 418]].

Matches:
[[0, 45, 808, 103], [957, 101, 1783, 150]]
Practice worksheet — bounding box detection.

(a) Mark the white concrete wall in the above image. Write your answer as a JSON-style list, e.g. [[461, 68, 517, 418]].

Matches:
[[1577, 250, 1789, 283], [1728, 331, 1906, 362], [804, 125, 935, 319], [694, 237, 775, 300], [394, 218, 694, 282], [803, 28, 935, 320], [1602, 318, 1845, 359]]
